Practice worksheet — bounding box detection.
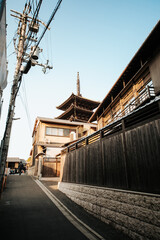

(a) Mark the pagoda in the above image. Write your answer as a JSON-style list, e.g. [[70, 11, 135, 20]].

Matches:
[[56, 73, 100, 122]]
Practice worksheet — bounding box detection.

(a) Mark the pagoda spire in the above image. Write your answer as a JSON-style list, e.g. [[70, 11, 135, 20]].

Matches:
[[77, 72, 81, 97], [56, 72, 100, 122]]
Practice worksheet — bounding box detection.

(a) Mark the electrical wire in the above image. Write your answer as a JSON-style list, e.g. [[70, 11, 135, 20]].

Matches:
[[49, 30, 53, 66], [24, 0, 43, 53], [24, 0, 63, 71], [7, 51, 15, 58], [16, 0, 63, 133], [35, 0, 63, 50], [12, 1, 42, 73], [19, 76, 32, 134], [7, 30, 17, 50], [7, 38, 13, 49]]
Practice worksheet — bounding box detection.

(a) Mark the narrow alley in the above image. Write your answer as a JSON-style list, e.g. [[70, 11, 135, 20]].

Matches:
[[0, 175, 130, 240]]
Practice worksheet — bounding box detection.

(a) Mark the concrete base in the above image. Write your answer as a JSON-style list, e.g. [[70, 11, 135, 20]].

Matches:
[[59, 182, 160, 240]]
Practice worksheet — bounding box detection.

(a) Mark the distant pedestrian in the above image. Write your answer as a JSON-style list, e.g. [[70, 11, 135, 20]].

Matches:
[[18, 161, 23, 175]]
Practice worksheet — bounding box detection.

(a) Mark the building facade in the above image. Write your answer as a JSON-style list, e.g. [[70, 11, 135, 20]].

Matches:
[[6, 157, 26, 173], [30, 117, 97, 177], [59, 21, 160, 240], [89, 21, 160, 129], [0, 0, 7, 116]]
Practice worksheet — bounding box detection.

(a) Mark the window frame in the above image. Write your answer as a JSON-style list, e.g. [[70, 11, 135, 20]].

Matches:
[[45, 126, 76, 137]]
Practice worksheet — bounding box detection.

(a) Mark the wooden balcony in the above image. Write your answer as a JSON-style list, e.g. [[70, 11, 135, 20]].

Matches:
[[62, 87, 159, 155], [113, 86, 155, 121]]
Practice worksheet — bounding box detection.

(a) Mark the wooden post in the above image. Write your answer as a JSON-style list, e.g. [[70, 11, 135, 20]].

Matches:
[[147, 86, 151, 98], [85, 138, 88, 146], [56, 157, 58, 176], [100, 130, 103, 139], [123, 79, 126, 88], [100, 135, 105, 185], [122, 120, 129, 189]]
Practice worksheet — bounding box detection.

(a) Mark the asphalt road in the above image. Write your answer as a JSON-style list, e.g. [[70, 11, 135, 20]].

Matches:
[[0, 175, 88, 240], [0, 175, 131, 240]]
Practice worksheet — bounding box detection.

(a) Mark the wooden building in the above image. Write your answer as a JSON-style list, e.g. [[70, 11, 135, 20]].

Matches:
[[59, 21, 160, 240], [6, 157, 26, 173], [30, 117, 97, 177], [89, 21, 160, 129], [56, 72, 100, 122]]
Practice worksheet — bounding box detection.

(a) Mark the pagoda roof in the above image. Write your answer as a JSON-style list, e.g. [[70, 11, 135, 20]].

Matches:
[[56, 93, 100, 111], [56, 104, 94, 122]]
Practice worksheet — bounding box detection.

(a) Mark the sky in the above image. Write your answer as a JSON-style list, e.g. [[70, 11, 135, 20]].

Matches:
[[0, 0, 160, 160]]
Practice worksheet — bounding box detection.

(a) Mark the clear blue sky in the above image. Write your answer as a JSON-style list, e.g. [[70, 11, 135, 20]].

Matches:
[[1, 0, 160, 159]]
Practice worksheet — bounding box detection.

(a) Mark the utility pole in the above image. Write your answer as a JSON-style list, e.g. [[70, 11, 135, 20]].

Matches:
[[0, 0, 63, 193], [0, 5, 27, 192]]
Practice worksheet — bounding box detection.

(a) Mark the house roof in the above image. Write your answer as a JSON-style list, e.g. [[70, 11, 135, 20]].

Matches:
[[7, 157, 26, 163], [56, 93, 100, 111], [89, 20, 160, 122], [32, 116, 97, 137]]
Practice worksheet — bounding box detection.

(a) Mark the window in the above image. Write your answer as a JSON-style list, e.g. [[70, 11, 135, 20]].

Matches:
[[46, 127, 57, 135], [64, 129, 70, 136], [59, 128, 63, 136], [46, 127, 75, 137]]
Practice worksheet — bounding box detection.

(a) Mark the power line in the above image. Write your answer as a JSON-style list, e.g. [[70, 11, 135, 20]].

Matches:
[[24, 0, 63, 74], [36, 0, 63, 49], [24, 0, 43, 53], [19, 76, 32, 134], [0, 0, 63, 193]]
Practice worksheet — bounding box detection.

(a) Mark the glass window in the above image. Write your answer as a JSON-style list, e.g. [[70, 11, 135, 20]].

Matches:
[[46, 127, 75, 137], [46, 127, 51, 135], [46, 127, 57, 135], [51, 128, 57, 135], [64, 129, 70, 136], [58, 128, 63, 136]]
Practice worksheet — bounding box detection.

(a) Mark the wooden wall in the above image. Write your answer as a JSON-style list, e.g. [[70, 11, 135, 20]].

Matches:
[[62, 118, 160, 194], [43, 161, 60, 177]]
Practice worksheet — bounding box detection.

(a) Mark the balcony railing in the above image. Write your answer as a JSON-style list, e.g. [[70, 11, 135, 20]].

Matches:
[[61, 86, 157, 155], [112, 86, 155, 122], [43, 157, 60, 162]]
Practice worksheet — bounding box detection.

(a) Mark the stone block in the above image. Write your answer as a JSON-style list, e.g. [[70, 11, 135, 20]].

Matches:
[[92, 204, 101, 216], [101, 207, 116, 223], [153, 225, 160, 240], [58, 182, 160, 240]]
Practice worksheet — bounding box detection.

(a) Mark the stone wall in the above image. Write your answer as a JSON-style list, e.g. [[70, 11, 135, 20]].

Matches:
[[59, 182, 160, 239]]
